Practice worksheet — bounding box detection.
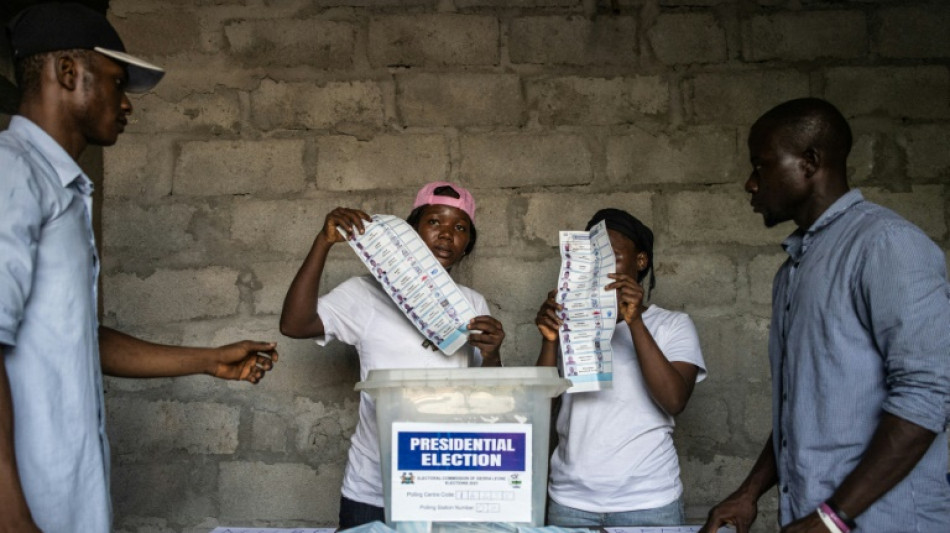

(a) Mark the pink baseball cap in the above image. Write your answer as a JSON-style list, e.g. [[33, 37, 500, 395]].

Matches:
[[412, 181, 476, 223]]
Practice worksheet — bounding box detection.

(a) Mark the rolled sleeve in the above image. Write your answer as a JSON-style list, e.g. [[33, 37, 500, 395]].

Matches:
[[864, 225, 950, 433], [0, 154, 41, 346]]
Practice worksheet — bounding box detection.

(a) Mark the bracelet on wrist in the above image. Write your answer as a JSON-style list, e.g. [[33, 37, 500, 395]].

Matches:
[[824, 499, 857, 531], [816, 505, 846, 533]]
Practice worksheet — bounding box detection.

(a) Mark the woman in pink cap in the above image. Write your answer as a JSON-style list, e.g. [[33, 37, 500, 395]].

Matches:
[[280, 181, 505, 529]]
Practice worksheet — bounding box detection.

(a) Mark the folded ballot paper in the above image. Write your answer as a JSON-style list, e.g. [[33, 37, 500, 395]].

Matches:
[[556, 220, 617, 393], [341, 214, 478, 355]]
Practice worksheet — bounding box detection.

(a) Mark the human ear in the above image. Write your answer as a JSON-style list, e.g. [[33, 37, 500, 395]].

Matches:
[[636, 251, 649, 273], [54, 55, 79, 91], [801, 146, 820, 178]]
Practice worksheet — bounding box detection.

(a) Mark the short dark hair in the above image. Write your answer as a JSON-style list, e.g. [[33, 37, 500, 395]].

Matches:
[[753, 97, 853, 169], [406, 185, 478, 255], [14, 48, 95, 99]]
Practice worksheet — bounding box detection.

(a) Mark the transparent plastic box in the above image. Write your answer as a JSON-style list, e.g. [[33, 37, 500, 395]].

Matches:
[[356, 367, 570, 532]]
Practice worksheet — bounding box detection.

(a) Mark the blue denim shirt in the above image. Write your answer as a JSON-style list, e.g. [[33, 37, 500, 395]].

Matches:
[[770, 189, 950, 530], [0, 116, 109, 532]]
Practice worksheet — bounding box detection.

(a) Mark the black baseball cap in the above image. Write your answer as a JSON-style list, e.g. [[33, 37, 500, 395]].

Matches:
[[7, 2, 164, 93]]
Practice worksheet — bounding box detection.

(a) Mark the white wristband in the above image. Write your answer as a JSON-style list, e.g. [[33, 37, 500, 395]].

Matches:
[[817, 506, 845, 533]]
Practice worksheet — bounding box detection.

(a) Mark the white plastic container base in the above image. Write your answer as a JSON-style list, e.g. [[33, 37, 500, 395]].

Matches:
[[355, 367, 570, 531]]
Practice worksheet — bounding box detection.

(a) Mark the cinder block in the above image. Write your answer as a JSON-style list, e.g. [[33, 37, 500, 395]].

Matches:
[[110, 461, 217, 525], [513, 322, 544, 369], [219, 461, 343, 522], [848, 132, 877, 185], [863, 185, 947, 240], [470, 256, 561, 314], [666, 191, 791, 246], [523, 192, 653, 247], [459, 134, 591, 188], [747, 253, 786, 306], [823, 66, 950, 119], [109, 10, 200, 57], [526, 76, 668, 125], [606, 126, 739, 185], [127, 91, 242, 134], [900, 124, 950, 180], [456, 0, 577, 6], [102, 201, 197, 253], [140, 53, 261, 100], [293, 396, 356, 463], [687, 71, 810, 125], [317, 135, 450, 191], [230, 197, 346, 254], [106, 398, 241, 455], [509, 16, 638, 66], [744, 10, 866, 61], [250, 79, 385, 132], [465, 190, 511, 248], [648, 12, 728, 65], [653, 253, 737, 308], [251, 409, 289, 453], [104, 267, 241, 325], [674, 386, 729, 446], [250, 256, 365, 316], [660, 0, 729, 5], [368, 15, 499, 67], [174, 139, 307, 196], [876, 6, 950, 58], [679, 454, 759, 513], [396, 73, 523, 127], [104, 134, 173, 199], [224, 18, 356, 69]]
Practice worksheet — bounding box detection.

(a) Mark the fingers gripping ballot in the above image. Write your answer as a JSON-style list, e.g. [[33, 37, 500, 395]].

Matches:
[[467, 315, 505, 355], [215, 340, 279, 384], [322, 207, 372, 244], [535, 289, 563, 342], [698, 492, 759, 533], [606, 272, 645, 323]]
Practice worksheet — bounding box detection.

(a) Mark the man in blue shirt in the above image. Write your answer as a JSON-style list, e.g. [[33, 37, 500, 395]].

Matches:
[[0, 4, 277, 532], [701, 98, 950, 532]]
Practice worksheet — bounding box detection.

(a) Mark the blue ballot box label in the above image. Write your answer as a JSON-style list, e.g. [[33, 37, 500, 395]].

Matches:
[[391, 422, 533, 523]]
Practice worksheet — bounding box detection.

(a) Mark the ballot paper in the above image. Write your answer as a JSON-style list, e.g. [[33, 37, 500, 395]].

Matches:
[[556, 220, 617, 393], [210, 529, 335, 533], [342, 214, 478, 355]]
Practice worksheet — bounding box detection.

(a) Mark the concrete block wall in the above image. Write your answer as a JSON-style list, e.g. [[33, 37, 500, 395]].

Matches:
[[5, 0, 947, 531]]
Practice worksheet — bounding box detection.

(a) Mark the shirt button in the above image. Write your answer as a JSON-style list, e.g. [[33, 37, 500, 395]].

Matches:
[[782, 486, 789, 493], [781, 439, 787, 448]]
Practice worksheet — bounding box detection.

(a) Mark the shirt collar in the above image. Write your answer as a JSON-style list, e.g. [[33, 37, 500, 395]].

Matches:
[[781, 189, 864, 261], [9, 115, 92, 193]]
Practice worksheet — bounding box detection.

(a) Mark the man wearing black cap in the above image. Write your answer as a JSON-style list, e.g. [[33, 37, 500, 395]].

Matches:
[[0, 4, 277, 531]]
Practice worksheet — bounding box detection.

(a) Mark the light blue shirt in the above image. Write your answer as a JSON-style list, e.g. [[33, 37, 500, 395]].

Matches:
[[0, 116, 110, 532], [770, 189, 950, 530]]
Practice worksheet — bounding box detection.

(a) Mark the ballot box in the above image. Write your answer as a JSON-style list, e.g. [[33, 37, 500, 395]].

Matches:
[[355, 367, 570, 531]]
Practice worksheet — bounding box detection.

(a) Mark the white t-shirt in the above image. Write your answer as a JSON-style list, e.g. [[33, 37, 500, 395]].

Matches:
[[317, 274, 489, 507], [548, 305, 707, 513]]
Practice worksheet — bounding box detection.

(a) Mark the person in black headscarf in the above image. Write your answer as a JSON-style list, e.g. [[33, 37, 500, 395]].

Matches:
[[535, 208, 708, 527]]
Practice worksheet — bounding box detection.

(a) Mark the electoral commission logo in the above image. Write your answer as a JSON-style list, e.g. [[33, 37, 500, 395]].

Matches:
[[397, 431, 526, 471]]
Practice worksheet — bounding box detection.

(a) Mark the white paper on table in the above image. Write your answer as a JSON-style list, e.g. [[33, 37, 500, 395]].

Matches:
[[342, 214, 478, 355], [556, 220, 617, 393], [604, 526, 735, 533], [209, 528, 336, 533]]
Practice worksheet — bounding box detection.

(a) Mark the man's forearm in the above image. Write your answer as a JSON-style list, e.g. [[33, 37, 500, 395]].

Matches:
[[0, 347, 37, 524], [739, 433, 780, 499], [99, 326, 215, 378], [829, 412, 937, 519]]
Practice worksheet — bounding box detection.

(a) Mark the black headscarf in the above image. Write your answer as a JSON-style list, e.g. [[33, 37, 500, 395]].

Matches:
[[585, 208, 656, 297]]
